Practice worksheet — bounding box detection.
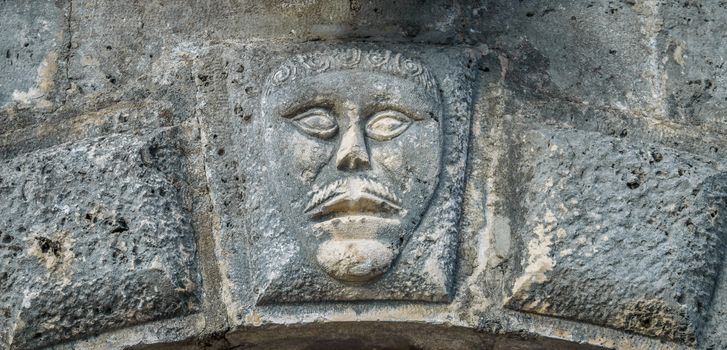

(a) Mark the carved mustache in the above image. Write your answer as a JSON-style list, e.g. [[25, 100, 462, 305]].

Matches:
[[304, 177, 402, 217]]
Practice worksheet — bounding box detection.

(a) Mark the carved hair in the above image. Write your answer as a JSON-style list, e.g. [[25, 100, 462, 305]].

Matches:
[[262, 48, 440, 102]]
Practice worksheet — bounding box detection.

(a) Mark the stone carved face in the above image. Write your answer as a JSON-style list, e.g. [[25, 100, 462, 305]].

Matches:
[[261, 49, 442, 284]]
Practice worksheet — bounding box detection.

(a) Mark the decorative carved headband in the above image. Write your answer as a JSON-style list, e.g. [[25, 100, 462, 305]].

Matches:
[[262, 48, 440, 102]]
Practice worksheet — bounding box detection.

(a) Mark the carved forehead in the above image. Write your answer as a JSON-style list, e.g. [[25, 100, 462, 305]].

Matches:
[[262, 71, 441, 122], [262, 48, 440, 103]]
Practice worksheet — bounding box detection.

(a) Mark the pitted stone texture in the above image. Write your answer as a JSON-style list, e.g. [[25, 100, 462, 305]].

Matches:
[[198, 43, 475, 310], [0, 129, 199, 349], [505, 128, 727, 343], [473, 1, 656, 111], [658, 1, 727, 133], [0, 0, 65, 108]]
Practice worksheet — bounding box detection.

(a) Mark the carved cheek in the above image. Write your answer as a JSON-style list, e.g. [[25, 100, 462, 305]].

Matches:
[[370, 141, 404, 175], [405, 122, 440, 199], [287, 132, 335, 183], [370, 121, 440, 195]]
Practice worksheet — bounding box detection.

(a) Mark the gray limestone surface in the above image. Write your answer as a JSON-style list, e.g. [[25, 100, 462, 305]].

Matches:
[[0, 1, 66, 110], [0, 129, 199, 349], [198, 43, 475, 309], [505, 129, 727, 343], [1, 1, 727, 350]]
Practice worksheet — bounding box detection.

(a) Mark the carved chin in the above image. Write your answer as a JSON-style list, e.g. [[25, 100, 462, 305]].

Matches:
[[316, 239, 395, 283]]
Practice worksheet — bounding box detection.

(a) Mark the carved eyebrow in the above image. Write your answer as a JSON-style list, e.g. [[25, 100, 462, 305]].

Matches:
[[367, 88, 440, 121], [366, 102, 431, 121], [277, 94, 338, 119]]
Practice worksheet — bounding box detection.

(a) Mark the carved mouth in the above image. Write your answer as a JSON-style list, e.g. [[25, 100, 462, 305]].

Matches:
[[305, 177, 402, 220], [310, 192, 402, 220]]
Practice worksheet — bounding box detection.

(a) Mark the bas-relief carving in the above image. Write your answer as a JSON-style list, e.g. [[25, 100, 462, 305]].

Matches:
[[224, 45, 475, 304], [261, 49, 442, 284], [211, 44, 725, 344]]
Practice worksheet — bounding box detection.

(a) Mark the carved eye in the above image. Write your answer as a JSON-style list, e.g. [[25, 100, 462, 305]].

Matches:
[[365, 111, 412, 141], [291, 108, 338, 139]]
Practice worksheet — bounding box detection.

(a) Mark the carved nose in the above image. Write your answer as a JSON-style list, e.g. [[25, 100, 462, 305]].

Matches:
[[336, 126, 370, 170]]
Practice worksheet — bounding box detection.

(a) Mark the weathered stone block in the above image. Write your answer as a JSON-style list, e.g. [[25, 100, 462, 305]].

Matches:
[[0, 129, 199, 349], [199, 43, 477, 311], [472, 1, 656, 111], [0, 0, 66, 108], [659, 1, 727, 132], [505, 128, 727, 343]]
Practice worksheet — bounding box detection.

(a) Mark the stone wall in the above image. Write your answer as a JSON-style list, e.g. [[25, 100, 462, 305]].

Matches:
[[1, 1, 726, 349]]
